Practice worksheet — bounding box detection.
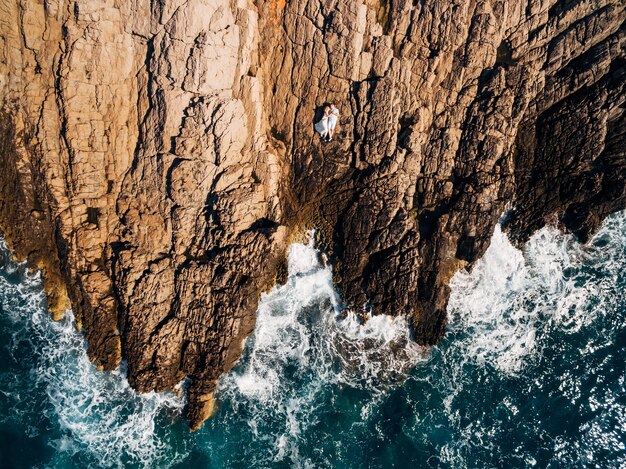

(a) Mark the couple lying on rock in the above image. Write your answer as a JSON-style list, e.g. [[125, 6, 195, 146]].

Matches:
[[314, 103, 340, 142]]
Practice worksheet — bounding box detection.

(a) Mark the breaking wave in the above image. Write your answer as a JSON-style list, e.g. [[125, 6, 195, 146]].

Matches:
[[447, 216, 625, 372], [214, 232, 425, 466], [0, 240, 186, 468], [440, 214, 626, 467]]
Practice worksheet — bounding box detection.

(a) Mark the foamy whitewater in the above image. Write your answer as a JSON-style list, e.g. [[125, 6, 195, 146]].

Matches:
[[0, 213, 624, 468]]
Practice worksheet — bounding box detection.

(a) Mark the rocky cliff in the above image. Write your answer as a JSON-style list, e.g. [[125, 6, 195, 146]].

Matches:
[[0, 0, 624, 429]]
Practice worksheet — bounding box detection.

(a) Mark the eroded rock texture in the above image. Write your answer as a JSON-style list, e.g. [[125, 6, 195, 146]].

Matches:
[[0, 0, 624, 428]]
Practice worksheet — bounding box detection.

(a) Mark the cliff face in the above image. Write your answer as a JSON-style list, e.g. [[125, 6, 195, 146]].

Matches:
[[0, 0, 623, 428]]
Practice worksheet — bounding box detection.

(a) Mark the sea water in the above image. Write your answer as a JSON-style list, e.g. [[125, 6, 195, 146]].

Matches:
[[0, 212, 624, 468]]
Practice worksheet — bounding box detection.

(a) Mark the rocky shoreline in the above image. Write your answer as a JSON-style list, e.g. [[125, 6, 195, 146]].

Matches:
[[0, 0, 624, 428]]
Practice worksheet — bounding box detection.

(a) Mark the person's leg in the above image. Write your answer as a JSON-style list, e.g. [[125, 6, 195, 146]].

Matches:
[[315, 119, 327, 139]]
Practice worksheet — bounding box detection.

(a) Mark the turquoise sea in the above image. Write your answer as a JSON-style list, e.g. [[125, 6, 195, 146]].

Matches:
[[0, 212, 624, 468]]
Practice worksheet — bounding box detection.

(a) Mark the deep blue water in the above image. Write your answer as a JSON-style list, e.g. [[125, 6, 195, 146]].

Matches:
[[0, 212, 624, 468]]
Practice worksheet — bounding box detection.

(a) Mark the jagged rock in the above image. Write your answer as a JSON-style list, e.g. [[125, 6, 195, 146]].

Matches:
[[0, 0, 623, 429]]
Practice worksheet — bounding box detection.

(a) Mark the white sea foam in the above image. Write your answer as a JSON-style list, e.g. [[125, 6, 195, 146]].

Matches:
[[40, 319, 185, 467], [441, 213, 626, 468], [447, 224, 535, 373], [219, 231, 424, 466], [447, 218, 623, 374], [0, 239, 185, 468]]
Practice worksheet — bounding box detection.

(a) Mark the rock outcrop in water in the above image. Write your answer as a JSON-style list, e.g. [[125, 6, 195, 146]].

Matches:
[[0, 0, 624, 428]]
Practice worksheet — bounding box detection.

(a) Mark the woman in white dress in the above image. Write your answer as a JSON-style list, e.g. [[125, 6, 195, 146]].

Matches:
[[327, 104, 340, 141], [314, 106, 330, 139]]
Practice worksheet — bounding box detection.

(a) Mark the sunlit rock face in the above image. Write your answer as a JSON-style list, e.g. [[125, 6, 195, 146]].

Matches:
[[0, 0, 623, 428]]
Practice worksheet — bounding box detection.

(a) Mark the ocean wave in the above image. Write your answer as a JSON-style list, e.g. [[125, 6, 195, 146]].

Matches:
[[0, 239, 186, 468], [440, 213, 626, 468], [216, 231, 424, 467], [447, 215, 625, 374]]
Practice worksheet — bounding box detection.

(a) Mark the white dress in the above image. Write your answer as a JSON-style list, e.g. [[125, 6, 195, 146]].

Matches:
[[328, 108, 340, 129], [315, 115, 328, 136]]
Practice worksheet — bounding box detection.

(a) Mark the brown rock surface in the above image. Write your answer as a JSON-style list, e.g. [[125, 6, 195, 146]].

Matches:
[[0, 0, 624, 429]]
